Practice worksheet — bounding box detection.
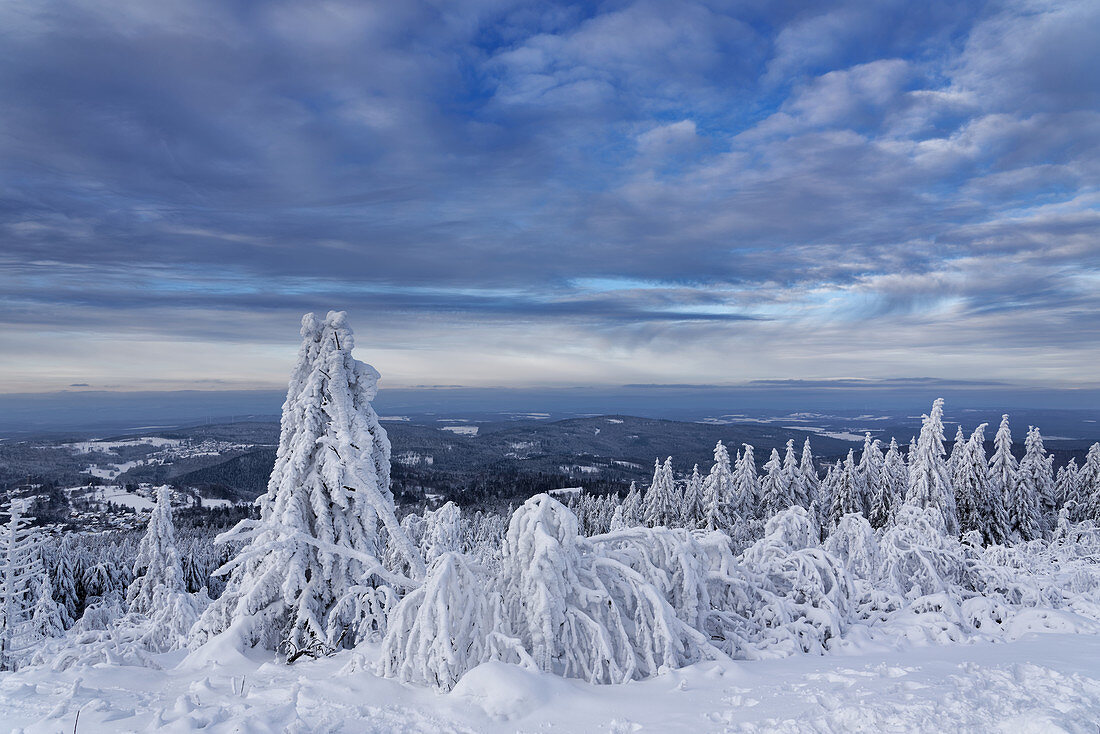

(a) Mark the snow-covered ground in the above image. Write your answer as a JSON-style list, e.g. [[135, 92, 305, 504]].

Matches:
[[4, 633, 1100, 733]]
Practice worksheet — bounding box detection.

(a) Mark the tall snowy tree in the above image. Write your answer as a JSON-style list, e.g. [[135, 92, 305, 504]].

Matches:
[[868, 438, 905, 528], [30, 570, 65, 641], [1055, 459, 1081, 517], [682, 465, 704, 529], [1017, 426, 1055, 539], [620, 481, 644, 527], [702, 442, 736, 532], [857, 434, 884, 516], [127, 485, 185, 614], [643, 457, 679, 528], [0, 501, 41, 671], [988, 414, 1029, 542], [953, 424, 991, 540], [904, 399, 958, 535], [947, 425, 967, 478], [783, 440, 811, 510], [193, 311, 425, 657], [730, 444, 760, 524], [800, 438, 820, 509], [1082, 444, 1100, 521], [829, 450, 863, 529], [759, 448, 791, 520]]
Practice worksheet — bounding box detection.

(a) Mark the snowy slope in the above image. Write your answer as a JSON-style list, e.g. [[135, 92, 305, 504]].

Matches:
[[3, 634, 1100, 733]]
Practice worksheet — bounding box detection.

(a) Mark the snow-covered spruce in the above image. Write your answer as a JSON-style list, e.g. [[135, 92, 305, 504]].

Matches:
[[126, 485, 185, 614], [193, 311, 425, 658], [905, 398, 959, 535], [0, 500, 42, 671]]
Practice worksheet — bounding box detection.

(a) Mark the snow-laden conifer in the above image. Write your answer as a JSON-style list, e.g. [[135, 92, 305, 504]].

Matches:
[[0, 501, 41, 671], [127, 485, 185, 614], [643, 457, 679, 528], [760, 448, 790, 520], [904, 399, 958, 535], [953, 424, 990, 540], [420, 502, 463, 563], [829, 451, 864, 530], [730, 444, 759, 524], [1082, 444, 1100, 520], [193, 311, 424, 657], [857, 434, 883, 516], [702, 442, 736, 532], [1017, 426, 1054, 539], [620, 481, 644, 527], [30, 571, 65, 640], [948, 425, 967, 478], [1055, 459, 1081, 518], [868, 438, 904, 528], [783, 439, 811, 510], [682, 465, 705, 529], [800, 438, 820, 509], [496, 495, 714, 684], [988, 415, 1024, 542], [380, 552, 496, 691]]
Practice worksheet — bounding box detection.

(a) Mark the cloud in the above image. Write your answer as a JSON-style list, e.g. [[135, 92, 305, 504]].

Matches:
[[0, 0, 1097, 390]]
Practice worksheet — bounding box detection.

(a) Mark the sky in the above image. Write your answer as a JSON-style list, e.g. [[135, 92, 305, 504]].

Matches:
[[1, 0, 1099, 394]]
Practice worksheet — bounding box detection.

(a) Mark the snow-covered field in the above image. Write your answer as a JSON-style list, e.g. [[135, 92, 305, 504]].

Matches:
[[4, 633, 1100, 733]]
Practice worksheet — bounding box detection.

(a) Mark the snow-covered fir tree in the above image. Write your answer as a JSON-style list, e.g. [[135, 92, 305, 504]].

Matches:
[[1055, 458, 1081, 517], [30, 571, 65, 641], [988, 414, 1030, 542], [620, 481, 644, 527], [829, 450, 863, 529], [783, 439, 812, 510], [682, 465, 705, 529], [905, 399, 958, 535], [702, 442, 736, 532], [759, 448, 791, 520], [0, 501, 41, 671], [857, 434, 884, 517], [1081, 443, 1100, 521], [731, 444, 760, 525], [953, 424, 990, 540], [643, 457, 679, 528], [420, 502, 463, 563], [868, 438, 904, 528], [193, 311, 425, 657], [800, 438, 820, 509], [948, 425, 967, 478], [1017, 426, 1054, 539], [127, 484, 185, 614]]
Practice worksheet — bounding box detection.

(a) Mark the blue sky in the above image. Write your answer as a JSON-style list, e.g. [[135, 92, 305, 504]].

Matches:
[[1, 0, 1098, 392]]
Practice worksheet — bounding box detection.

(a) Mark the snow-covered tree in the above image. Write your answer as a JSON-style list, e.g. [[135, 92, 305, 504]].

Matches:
[[857, 434, 883, 516], [620, 481, 644, 527], [50, 546, 78, 628], [0, 501, 41, 671], [730, 444, 760, 525], [643, 457, 679, 528], [1082, 444, 1100, 520], [1055, 459, 1081, 516], [760, 448, 793, 520], [682, 465, 704, 529], [702, 442, 736, 532], [193, 311, 425, 657], [1017, 426, 1054, 539], [380, 552, 496, 691], [868, 438, 904, 528], [30, 570, 65, 641], [948, 425, 967, 478], [420, 502, 463, 563], [953, 424, 990, 540], [783, 439, 812, 510], [127, 485, 185, 614], [800, 438, 820, 509], [828, 450, 863, 529], [988, 414, 1027, 542], [497, 495, 713, 684], [905, 399, 958, 535]]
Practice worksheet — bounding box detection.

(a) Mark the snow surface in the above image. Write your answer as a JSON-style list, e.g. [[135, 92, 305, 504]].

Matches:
[[4, 634, 1100, 732], [441, 425, 479, 436]]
